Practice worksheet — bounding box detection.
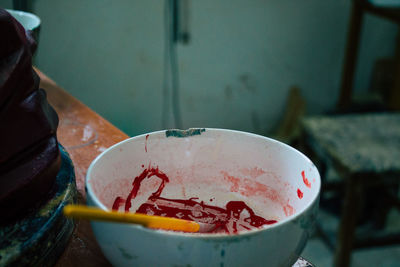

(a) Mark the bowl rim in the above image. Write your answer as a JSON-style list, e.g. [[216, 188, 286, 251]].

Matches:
[[5, 9, 41, 30], [86, 128, 320, 239]]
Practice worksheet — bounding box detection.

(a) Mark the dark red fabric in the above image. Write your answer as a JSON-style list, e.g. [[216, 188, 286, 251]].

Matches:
[[0, 8, 60, 221]]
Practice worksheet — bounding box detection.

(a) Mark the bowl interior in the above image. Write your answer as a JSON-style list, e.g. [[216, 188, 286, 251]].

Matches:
[[87, 129, 320, 231]]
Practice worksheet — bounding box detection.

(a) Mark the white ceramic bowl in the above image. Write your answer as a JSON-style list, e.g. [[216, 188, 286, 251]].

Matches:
[[6, 9, 41, 47], [6, 9, 41, 31], [86, 129, 320, 267]]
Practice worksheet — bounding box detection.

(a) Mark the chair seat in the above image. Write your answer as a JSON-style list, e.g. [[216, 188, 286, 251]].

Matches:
[[369, 0, 400, 7], [302, 112, 400, 175]]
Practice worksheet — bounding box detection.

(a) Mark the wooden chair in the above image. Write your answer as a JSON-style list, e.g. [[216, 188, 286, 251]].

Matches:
[[301, 2, 400, 266], [338, 0, 400, 112], [301, 113, 400, 267]]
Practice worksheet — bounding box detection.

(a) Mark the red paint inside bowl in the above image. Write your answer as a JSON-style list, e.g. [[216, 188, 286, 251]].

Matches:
[[112, 166, 277, 234]]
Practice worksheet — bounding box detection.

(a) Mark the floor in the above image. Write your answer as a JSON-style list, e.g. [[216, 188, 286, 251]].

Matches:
[[301, 168, 400, 267], [302, 209, 400, 267]]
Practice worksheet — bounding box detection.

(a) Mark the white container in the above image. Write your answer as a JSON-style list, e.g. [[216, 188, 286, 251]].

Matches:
[[6, 9, 41, 48], [6, 9, 40, 31], [86, 128, 320, 267]]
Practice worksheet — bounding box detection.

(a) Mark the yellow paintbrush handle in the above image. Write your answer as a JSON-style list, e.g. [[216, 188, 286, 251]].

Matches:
[[63, 205, 200, 233]]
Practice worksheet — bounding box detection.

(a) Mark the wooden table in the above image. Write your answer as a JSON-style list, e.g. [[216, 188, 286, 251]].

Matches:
[[36, 70, 314, 267], [36, 69, 127, 266]]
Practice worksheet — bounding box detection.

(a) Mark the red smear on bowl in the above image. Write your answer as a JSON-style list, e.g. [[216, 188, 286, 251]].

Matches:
[[297, 189, 303, 199], [112, 196, 126, 210], [221, 171, 295, 216], [112, 166, 277, 234], [283, 204, 294, 217], [239, 167, 266, 178], [301, 171, 311, 188]]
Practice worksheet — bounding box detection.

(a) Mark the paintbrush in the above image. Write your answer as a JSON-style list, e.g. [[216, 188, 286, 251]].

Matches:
[[63, 204, 203, 233]]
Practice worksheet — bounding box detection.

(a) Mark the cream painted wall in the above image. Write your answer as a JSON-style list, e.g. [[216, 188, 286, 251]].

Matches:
[[1, 0, 397, 136]]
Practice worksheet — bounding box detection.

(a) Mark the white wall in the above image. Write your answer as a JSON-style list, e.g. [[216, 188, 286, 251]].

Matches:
[[1, 0, 397, 136]]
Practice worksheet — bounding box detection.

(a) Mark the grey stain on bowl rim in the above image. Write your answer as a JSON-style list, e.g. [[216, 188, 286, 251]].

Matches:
[[202, 235, 252, 244], [177, 242, 184, 251], [117, 247, 136, 260], [165, 128, 205, 138]]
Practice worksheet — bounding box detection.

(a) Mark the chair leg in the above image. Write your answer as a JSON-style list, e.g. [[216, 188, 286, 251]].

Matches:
[[13, 0, 29, 12], [388, 30, 400, 110], [334, 175, 362, 267], [337, 0, 365, 110]]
